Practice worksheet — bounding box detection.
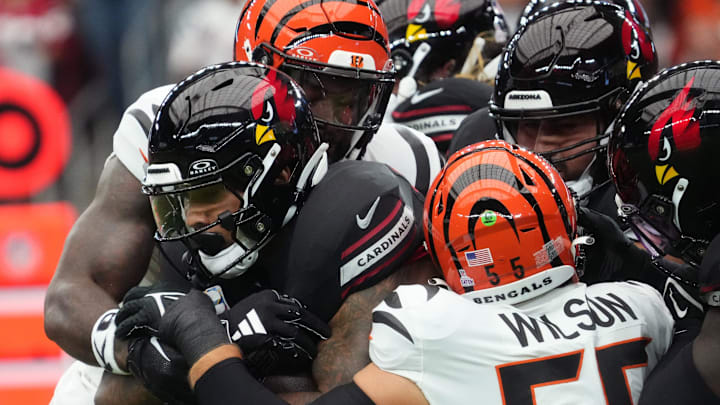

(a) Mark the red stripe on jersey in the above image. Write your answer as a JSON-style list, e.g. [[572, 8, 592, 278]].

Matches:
[[392, 105, 472, 120], [341, 226, 418, 299], [408, 245, 429, 263], [431, 133, 454, 142], [341, 200, 403, 260]]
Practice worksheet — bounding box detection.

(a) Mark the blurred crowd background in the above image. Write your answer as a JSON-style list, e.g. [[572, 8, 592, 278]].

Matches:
[[0, 0, 719, 403]]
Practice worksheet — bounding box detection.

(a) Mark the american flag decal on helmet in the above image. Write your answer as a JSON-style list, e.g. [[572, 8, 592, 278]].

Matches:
[[465, 248, 493, 267]]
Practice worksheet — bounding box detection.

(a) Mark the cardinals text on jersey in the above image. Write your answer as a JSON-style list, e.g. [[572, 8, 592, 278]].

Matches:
[[369, 281, 673, 405], [389, 78, 493, 154]]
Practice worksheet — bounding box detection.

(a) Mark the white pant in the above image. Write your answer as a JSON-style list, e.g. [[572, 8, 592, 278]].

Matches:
[[49, 361, 104, 405]]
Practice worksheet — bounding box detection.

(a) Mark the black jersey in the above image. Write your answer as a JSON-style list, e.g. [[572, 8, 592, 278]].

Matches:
[[390, 78, 493, 154], [638, 326, 720, 405], [202, 160, 425, 323], [446, 106, 498, 156], [260, 160, 424, 322]]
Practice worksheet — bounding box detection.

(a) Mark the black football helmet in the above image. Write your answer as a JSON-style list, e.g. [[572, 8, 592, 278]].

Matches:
[[519, 0, 651, 32], [143, 62, 328, 283], [610, 60, 720, 267], [490, 1, 657, 189], [380, 0, 509, 92]]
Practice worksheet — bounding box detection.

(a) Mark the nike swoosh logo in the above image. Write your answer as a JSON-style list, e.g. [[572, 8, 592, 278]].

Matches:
[[410, 88, 443, 105], [149, 337, 171, 362], [356, 197, 381, 230], [667, 286, 688, 319]]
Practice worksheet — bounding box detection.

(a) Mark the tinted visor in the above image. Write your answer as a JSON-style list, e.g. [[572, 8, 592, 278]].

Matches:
[[287, 69, 383, 130], [147, 182, 269, 255]]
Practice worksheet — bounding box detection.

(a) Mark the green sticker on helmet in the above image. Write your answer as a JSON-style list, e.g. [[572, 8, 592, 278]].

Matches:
[[481, 210, 497, 226]]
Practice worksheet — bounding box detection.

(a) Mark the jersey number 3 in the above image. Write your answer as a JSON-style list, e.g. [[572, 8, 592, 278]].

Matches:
[[497, 337, 650, 405]]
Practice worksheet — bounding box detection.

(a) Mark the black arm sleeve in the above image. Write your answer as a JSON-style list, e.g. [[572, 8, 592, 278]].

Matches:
[[194, 358, 287, 405], [195, 359, 376, 405], [308, 382, 375, 405], [639, 340, 720, 405]]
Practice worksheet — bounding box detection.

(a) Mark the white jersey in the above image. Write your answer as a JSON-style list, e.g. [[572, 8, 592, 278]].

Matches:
[[113, 86, 442, 194], [369, 282, 674, 405]]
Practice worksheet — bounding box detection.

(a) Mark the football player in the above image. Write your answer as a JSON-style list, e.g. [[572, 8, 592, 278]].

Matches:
[[50, 62, 436, 405], [234, 0, 443, 194], [449, 0, 657, 209], [116, 140, 674, 405], [379, 0, 508, 153], [123, 62, 434, 403], [602, 60, 720, 403]]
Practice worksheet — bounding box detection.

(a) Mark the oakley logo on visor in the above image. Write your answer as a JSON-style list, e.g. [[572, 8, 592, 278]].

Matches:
[[505, 90, 553, 110], [329, 50, 376, 70]]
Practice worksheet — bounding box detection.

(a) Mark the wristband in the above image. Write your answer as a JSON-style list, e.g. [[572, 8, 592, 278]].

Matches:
[[91, 309, 131, 375]]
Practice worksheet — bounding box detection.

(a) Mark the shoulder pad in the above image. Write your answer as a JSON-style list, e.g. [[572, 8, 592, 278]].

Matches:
[[113, 85, 175, 181], [369, 284, 462, 378], [364, 124, 443, 195]]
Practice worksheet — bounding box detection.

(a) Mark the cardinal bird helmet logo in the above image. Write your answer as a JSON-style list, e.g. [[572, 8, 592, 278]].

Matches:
[[406, 0, 462, 43], [251, 69, 297, 145], [648, 77, 701, 185], [622, 10, 654, 80]]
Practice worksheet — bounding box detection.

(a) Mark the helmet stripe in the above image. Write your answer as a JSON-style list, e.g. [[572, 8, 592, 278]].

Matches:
[[270, 0, 385, 48], [512, 153, 574, 239], [467, 198, 517, 245], [255, 0, 281, 39], [443, 160, 563, 276], [283, 22, 388, 52]]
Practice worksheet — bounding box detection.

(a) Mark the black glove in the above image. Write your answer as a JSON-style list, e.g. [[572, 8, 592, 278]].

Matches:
[[126, 336, 194, 405], [116, 283, 189, 338], [577, 207, 653, 284], [118, 286, 229, 366], [222, 289, 331, 377]]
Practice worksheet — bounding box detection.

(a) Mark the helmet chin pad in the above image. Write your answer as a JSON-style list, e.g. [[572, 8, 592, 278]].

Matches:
[[192, 232, 229, 256]]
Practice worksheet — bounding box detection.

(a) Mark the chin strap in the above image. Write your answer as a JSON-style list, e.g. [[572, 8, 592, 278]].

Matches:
[[396, 42, 432, 104], [283, 143, 329, 226], [571, 235, 596, 278]]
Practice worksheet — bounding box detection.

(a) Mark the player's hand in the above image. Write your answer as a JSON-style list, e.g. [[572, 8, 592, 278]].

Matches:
[[126, 336, 194, 405], [223, 289, 331, 377], [577, 207, 652, 283], [120, 288, 229, 366], [115, 283, 190, 338]]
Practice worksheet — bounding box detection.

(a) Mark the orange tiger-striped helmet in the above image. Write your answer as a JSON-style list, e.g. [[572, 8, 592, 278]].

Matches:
[[424, 140, 578, 304], [234, 0, 395, 162]]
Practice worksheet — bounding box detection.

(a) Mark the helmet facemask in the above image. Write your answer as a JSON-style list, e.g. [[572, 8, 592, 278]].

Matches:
[[145, 143, 329, 284], [144, 148, 284, 281], [254, 43, 395, 162]]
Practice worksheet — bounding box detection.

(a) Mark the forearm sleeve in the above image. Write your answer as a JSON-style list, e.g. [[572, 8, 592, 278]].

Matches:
[[308, 382, 375, 405], [194, 360, 375, 405], [639, 342, 719, 404], [194, 358, 287, 405]]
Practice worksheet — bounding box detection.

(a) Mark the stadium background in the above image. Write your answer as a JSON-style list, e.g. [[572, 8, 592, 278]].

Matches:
[[0, 0, 716, 403]]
